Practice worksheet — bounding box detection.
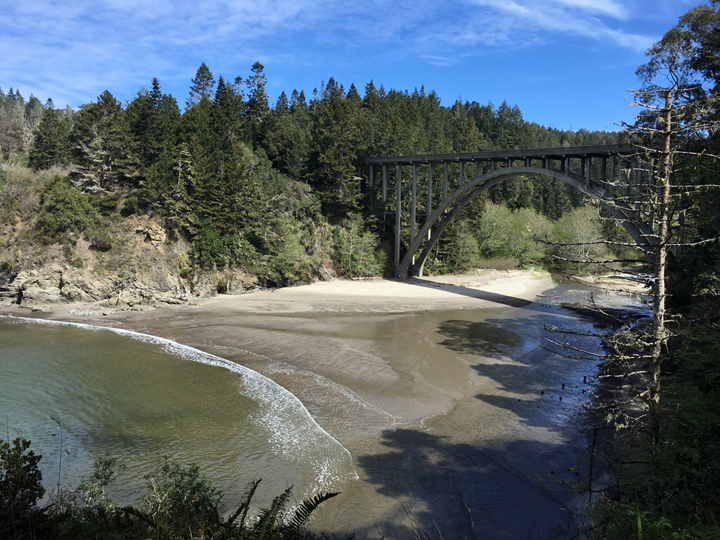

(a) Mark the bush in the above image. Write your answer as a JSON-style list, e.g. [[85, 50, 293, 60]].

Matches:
[[0, 166, 47, 223], [549, 206, 612, 272], [143, 457, 221, 538], [332, 213, 386, 278], [122, 195, 139, 216], [477, 203, 550, 264], [0, 438, 45, 540], [32, 176, 103, 247], [2, 440, 342, 540], [192, 226, 259, 271]]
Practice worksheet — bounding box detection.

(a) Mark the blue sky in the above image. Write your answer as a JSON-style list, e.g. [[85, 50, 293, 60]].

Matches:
[[1, 0, 700, 132]]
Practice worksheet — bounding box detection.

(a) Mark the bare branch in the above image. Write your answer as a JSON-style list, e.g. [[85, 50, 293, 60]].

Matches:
[[543, 338, 607, 358]]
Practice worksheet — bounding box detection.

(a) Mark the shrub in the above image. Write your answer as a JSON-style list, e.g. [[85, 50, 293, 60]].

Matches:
[[332, 213, 386, 278], [0, 438, 45, 540], [143, 457, 221, 538], [549, 205, 612, 272], [32, 176, 103, 246], [122, 195, 139, 216]]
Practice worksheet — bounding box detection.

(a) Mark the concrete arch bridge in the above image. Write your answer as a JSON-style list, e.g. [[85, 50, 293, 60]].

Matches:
[[356, 145, 653, 279]]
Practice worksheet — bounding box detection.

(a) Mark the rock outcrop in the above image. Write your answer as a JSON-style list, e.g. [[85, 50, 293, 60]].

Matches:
[[0, 216, 261, 312], [0, 263, 260, 312]]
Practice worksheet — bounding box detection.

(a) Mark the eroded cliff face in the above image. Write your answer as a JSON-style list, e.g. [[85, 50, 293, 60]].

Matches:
[[0, 216, 260, 313]]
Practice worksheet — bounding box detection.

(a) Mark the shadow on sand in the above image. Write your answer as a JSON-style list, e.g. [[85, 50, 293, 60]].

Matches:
[[405, 277, 536, 308], [354, 430, 583, 539], [352, 298, 605, 539]]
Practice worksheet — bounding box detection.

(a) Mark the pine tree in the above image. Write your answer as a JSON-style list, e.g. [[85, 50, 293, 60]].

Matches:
[[69, 90, 139, 191], [308, 77, 364, 215], [187, 62, 215, 109], [28, 106, 71, 170], [245, 62, 269, 146], [150, 78, 162, 109]]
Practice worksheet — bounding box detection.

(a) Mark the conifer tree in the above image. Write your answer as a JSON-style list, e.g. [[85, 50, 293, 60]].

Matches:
[[308, 77, 364, 215], [186, 62, 215, 109], [69, 90, 139, 191], [28, 106, 71, 170], [245, 62, 269, 146], [150, 77, 162, 109]]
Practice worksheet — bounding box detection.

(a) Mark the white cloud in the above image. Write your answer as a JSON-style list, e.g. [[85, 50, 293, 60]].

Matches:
[[460, 0, 652, 52], [0, 0, 668, 108], [553, 0, 628, 19]]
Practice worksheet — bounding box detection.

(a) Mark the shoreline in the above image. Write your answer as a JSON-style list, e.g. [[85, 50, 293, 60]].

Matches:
[[2, 269, 629, 537], [1, 270, 556, 428]]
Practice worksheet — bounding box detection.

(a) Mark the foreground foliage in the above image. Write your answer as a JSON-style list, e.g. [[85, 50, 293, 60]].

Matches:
[[590, 321, 720, 540], [0, 444, 340, 540]]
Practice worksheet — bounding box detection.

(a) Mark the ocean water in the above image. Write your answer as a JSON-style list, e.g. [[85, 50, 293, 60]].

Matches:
[[0, 316, 355, 509]]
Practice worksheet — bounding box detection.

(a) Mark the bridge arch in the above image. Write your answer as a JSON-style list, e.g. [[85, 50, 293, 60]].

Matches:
[[397, 166, 653, 279], [356, 146, 656, 279]]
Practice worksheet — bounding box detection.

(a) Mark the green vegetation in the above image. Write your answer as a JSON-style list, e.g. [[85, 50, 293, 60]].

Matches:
[[579, 2, 720, 538], [0, 441, 340, 540], [0, 438, 45, 540], [1, 62, 623, 286]]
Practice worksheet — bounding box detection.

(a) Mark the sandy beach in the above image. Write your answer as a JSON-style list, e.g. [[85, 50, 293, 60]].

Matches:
[[2, 270, 616, 538]]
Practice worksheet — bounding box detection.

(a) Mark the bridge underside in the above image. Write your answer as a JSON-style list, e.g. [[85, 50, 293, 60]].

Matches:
[[356, 146, 657, 279]]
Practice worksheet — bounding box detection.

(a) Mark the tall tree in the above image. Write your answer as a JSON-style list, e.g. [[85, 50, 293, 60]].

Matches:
[[0, 88, 25, 160], [186, 62, 215, 109], [308, 77, 364, 215], [28, 105, 71, 170], [630, 12, 720, 414], [69, 90, 139, 192], [245, 62, 269, 146]]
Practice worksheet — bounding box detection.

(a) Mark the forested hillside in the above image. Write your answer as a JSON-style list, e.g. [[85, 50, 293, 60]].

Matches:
[[0, 65, 620, 307]]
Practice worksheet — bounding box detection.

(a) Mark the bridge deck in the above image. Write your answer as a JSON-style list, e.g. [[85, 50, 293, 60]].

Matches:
[[356, 145, 640, 166]]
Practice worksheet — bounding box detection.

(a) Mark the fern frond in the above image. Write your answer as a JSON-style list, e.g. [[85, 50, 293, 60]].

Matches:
[[227, 478, 261, 529], [284, 491, 340, 537], [121, 506, 172, 540], [254, 485, 292, 535]]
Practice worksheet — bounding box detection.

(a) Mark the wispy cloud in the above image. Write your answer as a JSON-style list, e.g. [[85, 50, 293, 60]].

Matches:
[[553, 0, 628, 19], [462, 0, 653, 52], [0, 0, 669, 108]]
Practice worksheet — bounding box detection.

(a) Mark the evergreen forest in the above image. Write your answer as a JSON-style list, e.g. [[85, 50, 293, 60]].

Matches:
[[0, 63, 621, 286]]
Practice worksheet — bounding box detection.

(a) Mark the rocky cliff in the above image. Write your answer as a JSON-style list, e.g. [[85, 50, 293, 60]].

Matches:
[[0, 216, 261, 313]]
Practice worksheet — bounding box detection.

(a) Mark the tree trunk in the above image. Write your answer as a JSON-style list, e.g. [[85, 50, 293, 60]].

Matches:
[[649, 88, 673, 434]]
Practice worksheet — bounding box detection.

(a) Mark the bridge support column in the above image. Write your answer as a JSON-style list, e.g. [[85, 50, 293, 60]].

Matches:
[[395, 165, 401, 270], [427, 163, 433, 221], [368, 165, 374, 210], [382, 164, 388, 203], [443, 163, 448, 200], [411, 164, 417, 244], [585, 157, 591, 187]]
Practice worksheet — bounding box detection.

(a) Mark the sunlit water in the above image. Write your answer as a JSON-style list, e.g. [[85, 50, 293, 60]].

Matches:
[[0, 317, 355, 509]]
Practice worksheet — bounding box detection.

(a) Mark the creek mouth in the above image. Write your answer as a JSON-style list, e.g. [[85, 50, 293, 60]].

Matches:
[[1, 277, 644, 538]]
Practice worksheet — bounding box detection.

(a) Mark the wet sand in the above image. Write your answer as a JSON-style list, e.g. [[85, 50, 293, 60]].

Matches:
[[2, 270, 610, 538]]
